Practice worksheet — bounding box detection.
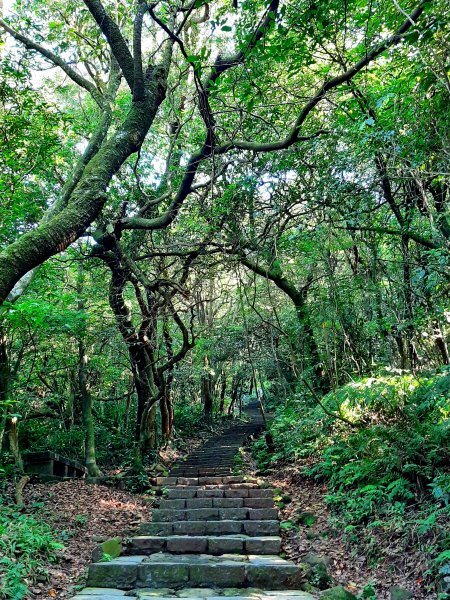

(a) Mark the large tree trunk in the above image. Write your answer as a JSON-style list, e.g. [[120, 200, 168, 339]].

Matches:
[[219, 372, 227, 414], [0, 332, 10, 450], [103, 253, 159, 470], [0, 72, 168, 304], [77, 265, 101, 476], [402, 235, 418, 371]]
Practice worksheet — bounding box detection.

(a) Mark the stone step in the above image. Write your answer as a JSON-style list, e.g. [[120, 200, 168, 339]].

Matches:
[[166, 487, 274, 500], [152, 507, 278, 522], [128, 535, 281, 555], [73, 588, 315, 599], [157, 484, 261, 492], [169, 470, 235, 474], [159, 497, 274, 510], [155, 477, 258, 486], [170, 471, 234, 477], [139, 520, 279, 537], [87, 554, 305, 590], [172, 464, 234, 468]]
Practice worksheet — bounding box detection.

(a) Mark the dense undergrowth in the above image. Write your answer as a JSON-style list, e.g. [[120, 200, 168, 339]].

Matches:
[[14, 400, 211, 474], [0, 503, 63, 600], [252, 368, 450, 596]]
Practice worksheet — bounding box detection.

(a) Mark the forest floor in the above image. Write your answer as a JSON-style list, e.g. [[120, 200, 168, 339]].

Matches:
[[16, 480, 152, 600], [240, 449, 435, 600], [9, 424, 435, 600], [8, 421, 234, 599]]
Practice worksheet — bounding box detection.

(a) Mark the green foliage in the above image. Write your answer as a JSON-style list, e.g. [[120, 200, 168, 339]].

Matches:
[[254, 369, 450, 585], [0, 504, 63, 599]]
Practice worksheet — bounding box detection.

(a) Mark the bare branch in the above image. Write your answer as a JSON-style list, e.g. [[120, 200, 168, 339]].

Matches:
[[215, 2, 428, 154]]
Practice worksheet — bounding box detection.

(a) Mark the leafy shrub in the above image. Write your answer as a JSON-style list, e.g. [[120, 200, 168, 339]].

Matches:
[[173, 401, 206, 435], [0, 504, 63, 599], [253, 368, 450, 583]]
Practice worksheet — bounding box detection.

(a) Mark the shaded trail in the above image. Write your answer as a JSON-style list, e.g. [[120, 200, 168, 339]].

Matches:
[[169, 402, 264, 478], [71, 404, 316, 599]]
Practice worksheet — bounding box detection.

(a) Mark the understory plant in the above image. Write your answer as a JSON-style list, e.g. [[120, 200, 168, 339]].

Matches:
[[253, 368, 450, 591], [0, 504, 63, 600]]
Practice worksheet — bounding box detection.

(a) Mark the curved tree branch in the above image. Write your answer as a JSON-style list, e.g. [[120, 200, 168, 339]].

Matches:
[[120, 1, 429, 232], [83, 0, 135, 90], [0, 18, 105, 108]]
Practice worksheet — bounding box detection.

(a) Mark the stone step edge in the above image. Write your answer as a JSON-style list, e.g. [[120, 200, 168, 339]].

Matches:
[[139, 519, 280, 536], [152, 484, 265, 492], [158, 499, 275, 510], [86, 554, 305, 590], [152, 507, 278, 522], [153, 476, 260, 486], [127, 535, 281, 555], [73, 588, 315, 599], [163, 488, 274, 500]]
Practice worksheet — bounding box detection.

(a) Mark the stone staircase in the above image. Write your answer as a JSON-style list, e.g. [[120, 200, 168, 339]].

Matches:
[[72, 415, 316, 599], [169, 421, 262, 478]]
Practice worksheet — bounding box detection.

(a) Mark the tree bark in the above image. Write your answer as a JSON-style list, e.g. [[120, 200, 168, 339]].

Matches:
[[201, 355, 214, 421], [0, 69, 169, 304], [219, 372, 227, 414], [77, 265, 101, 476]]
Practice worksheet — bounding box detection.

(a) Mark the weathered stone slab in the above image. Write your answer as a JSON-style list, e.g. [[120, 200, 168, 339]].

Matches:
[[224, 488, 249, 498], [153, 509, 186, 522], [197, 489, 223, 498], [73, 596, 127, 600], [244, 498, 274, 509], [222, 476, 248, 484], [167, 488, 197, 499], [213, 498, 244, 509], [248, 488, 274, 498], [258, 592, 307, 596], [75, 589, 127, 596], [208, 536, 244, 555], [166, 536, 208, 554], [204, 520, 243, 535], [218, 508, 248, 521], [185, 498, 213, 509], [129, 536, 165, 554], [245, 536, 281, 555], [136, 587, 176, 597], [246, 562, 303, 589], [156, 477, 178, 486], [243, 520, 279, 536], [138, 562, 189, 586], [177, 588, 219, 597], [178, 478, 199, 486], [248, 508, 278, 520], [173, 522, 207, 535], [203, 477, 223, 485], [185, 508, 219, 521], [139, 522, 173, 536], [160, 499, 186, 510], [87, 557, 145, 589], [189, 563, 246, 587]]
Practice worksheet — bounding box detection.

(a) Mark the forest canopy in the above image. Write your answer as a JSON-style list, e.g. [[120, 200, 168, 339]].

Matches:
[[0, 0, 449, 597]]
